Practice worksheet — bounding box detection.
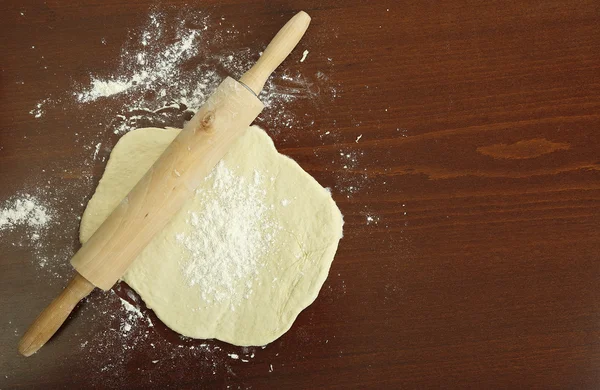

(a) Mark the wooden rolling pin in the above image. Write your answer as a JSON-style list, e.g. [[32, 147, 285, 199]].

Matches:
[[18, 11, 311, 357]]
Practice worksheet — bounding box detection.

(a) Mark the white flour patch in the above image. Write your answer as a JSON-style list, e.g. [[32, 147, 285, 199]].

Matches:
[[119, 297, 144, 320], [29, 101, 45, 118], [177, 161, 279, 309], [79, 78, 137, 102], [366, 214, 380, 225], [300, 49, 309, 62], [93, 142, 102, 160], [0, 195, 51, 230], [0, 187, 78, 280]]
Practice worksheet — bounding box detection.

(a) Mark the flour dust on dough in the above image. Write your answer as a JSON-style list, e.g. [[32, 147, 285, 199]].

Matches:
[[80, 126, 343, 346]]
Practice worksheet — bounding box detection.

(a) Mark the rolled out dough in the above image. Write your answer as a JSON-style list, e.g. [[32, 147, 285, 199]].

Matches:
[[79, 126, 343, 346]]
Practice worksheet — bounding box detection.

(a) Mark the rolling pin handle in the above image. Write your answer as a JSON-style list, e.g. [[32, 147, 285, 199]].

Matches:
[[18, 272, 95, 357], [239, 11, 311, 95]]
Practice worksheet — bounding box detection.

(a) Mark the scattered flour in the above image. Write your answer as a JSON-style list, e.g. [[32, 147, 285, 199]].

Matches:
[[0, 195, 51, 230], [366, 215, 380, 225], [120, 322, 132, 334], [176, 161, 279, 309], [93, 142, 102, 160], [76, 20, 201, 105], [31, 8, 335, 136], [334, 149, 367, 198], [77, 284, 262, 383], [119, 297, 144, 320], [300, 49, 309, 62], [79, 78, 138, 102], [29, 101, 45, 118]]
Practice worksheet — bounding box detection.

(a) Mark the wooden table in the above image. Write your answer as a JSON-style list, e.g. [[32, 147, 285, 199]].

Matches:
[[1, 0, 599, 388]]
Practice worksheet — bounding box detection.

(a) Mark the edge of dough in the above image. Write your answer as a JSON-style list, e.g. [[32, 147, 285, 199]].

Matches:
[[80, 125, 344, 346]]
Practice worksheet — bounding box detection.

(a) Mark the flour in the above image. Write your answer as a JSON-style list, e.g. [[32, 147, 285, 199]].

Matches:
[[119, 297, 143, 320], [93, 142, 102, 160], [76, 17, 202, 105], [116, 294, 156, 338], [120, 322, 132, 334], [0, 193, 66, 276], [176, 161, 278, 309], [335, 149, 367, 198], [29, 102, 44, 118], [0, 195, 51, 230], [77, 289, 254, 384], [366, 215, 380, 225], [300, 49, 309, 62], [30, 7, 337, 136], [79, 78, 136, 102]]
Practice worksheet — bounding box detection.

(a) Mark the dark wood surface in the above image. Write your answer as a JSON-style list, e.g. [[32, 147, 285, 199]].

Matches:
[[2, 0, 600, 388]]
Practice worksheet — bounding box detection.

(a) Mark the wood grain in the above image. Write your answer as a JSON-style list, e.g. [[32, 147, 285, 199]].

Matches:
[[1, 0, 599, 389]]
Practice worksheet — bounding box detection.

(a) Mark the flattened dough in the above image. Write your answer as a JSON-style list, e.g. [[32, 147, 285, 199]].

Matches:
[[80, 126, 343, 346]]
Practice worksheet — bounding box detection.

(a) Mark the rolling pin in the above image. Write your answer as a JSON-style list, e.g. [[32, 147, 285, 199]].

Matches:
[[18, 11, 311, 357]]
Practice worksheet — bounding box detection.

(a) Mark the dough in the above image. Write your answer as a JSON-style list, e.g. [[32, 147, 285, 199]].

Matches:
[[80, 126, 343, 346]]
